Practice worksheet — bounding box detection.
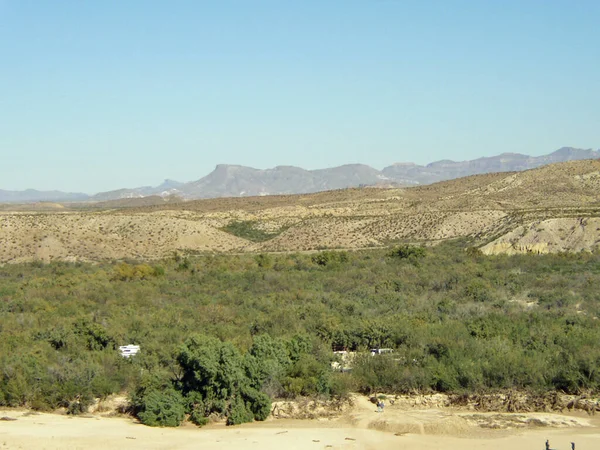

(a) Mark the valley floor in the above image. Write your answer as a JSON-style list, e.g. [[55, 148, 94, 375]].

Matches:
[[1, 397, 599, 450]]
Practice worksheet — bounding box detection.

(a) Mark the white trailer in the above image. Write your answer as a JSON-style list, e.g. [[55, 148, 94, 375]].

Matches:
[[119, 345, 140, 358]]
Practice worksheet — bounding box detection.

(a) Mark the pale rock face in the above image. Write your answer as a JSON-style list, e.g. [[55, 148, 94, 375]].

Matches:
[[482, 242, 550, 255], [481, 218, 600, 255]]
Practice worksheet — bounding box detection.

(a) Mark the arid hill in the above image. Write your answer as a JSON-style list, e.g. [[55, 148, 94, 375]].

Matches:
[[1, 160, 599, 263]]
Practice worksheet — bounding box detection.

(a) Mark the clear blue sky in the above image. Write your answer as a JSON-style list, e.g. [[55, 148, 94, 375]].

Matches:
[[1, 0, 598, 193]]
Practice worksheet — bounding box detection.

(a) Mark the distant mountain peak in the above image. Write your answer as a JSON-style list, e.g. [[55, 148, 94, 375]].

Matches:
[[390, 162, 417, 167], [1, 147, 598, 203], [157, 179, 184, 189], [214, 164, 246, 171]]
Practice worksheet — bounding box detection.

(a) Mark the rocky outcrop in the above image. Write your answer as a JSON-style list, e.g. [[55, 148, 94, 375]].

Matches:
[[481, 218, 600, 255]]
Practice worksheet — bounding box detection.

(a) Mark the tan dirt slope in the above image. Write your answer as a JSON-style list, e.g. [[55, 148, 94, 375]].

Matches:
[[1, 160, 600, 263], [481, 217, 600, 255]]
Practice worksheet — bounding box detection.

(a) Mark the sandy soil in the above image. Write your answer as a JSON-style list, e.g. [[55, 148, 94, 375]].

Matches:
[[1, 397, 599, 450]]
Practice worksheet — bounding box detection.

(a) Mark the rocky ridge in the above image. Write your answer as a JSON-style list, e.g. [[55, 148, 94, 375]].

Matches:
[[2, 147, 598, 203]]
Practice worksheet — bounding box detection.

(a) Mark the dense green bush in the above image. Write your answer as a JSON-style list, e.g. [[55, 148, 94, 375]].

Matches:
[[311, 251, 349, 266], [255, 254, 273, 269], [226, 396, 254, 425], [189, 408, 210, 426], [388, 245, 426, 259], [221, 221, 278, 242], [136, 389, 186, 427], [175, 334, 302, 424], [243, 387, 272, 421]]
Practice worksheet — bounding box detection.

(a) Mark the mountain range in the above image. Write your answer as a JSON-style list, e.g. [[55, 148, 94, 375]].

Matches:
[[1, 147, 598, 203]]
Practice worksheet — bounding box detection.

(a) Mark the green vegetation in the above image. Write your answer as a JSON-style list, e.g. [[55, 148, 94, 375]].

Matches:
[[136, 388, 186, 427], [388, 244, 426, 259], [1, 241, 600, 426], [221, 220, 280, 242]]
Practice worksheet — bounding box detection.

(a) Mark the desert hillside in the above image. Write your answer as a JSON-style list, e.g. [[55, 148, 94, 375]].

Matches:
[[1, 160, 600, 263]]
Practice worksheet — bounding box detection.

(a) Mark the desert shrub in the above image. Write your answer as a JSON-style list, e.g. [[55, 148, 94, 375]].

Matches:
[[350, 353, 409, 394], [189, 408, 210, 426], [67, 392, 94, 415], [242, 386, 271, 421], [286, 335, 313, 362], [152, 265, 165, 276], [129, 371, 173, 411], [226, 396, 254, 425], [175, 257, 192, 272], [328, 372, 355, 398], [187, 392, 210, 426], [528, 289, 577, 309], [311, 251, 348, 267], [221, 221, 278, 242], [1, 366, 35, 407], [551, 368, 581, 394], [463, 279, 492, 302], [311, 252, 332, 266], [388, 245, 426, 259], [177, 335, 247, 399], [112, 263, 159, 281], [245, 334, 291, 392], [136, 388, 186, 427], [255, 254, 273, 269], [465, 246, 483, 257], [429, 362, 460, 393], [74, 320, 115, 351], [177, 334, 282, 424], [34, 327, 71, 350]]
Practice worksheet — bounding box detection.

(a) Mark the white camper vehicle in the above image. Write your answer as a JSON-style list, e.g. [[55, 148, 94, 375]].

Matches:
[[119, 345, 140, 358]]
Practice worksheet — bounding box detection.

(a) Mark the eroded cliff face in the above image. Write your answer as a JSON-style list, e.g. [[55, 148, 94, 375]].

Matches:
[[481, 218, 600, 255]]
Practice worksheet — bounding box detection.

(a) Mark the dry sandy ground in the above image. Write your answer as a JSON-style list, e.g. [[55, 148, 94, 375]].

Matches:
[[1, 401, 599, 450]]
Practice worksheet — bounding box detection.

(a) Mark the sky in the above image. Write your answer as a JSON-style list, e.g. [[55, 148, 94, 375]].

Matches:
[[1, 0, 599, 193]]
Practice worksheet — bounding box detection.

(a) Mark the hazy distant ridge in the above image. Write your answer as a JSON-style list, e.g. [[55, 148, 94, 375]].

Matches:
[[2, 147, 598, 203], [382, 147, 600, 184], [0, 189, 88, 203]]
